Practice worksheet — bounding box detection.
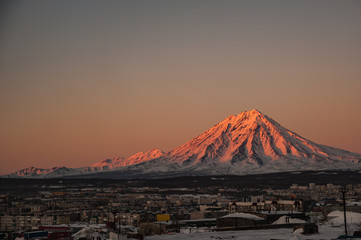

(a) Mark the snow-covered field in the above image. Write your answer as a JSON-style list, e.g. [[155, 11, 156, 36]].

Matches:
[[145, 225, 349, 240], [145, 210, 361, 240], [327, 210, 361, 226]]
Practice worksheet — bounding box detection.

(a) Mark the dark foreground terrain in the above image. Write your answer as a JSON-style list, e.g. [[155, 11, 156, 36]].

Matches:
[[0, 170, 360, 196]]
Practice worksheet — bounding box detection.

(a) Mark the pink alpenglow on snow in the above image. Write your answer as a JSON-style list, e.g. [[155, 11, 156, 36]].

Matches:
[[5, 110, 361, 178], [165, 110, 360, 166], [91, 148, 164, 170]]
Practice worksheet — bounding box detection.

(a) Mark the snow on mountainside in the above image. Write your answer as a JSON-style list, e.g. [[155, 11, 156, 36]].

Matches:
[[7, 166, 70, 178], [5, 149, 165, 178], [167, 109, 360, 165], [4, 110, 361, 178], [124, 109, 361, 176], [90, 148, 164, 171]]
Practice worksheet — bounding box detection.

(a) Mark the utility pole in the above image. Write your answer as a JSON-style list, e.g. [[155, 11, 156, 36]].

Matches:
[[118, 214, 120, 233], [341, 188, 348, 236]]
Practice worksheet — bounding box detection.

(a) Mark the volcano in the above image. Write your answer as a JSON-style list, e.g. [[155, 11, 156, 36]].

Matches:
[[5, 110, 361, 178], [122, 109, 360, 176]]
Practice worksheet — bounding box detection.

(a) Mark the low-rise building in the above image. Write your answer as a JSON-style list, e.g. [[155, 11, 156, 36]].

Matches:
[[229, 200, 302, 213], [217, 213, 266, 229]]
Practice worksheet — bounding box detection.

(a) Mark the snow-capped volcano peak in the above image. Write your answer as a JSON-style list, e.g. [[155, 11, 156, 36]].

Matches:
[[167, 109, 273, 162], [166, 110, 360, 172]]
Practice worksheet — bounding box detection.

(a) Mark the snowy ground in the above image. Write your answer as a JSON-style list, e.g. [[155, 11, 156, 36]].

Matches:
[[327, 210, 361, 226], [145, 210, 361, 240], [145, 225, 348, 240]]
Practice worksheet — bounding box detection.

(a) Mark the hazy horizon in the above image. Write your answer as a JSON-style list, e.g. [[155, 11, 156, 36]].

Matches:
[[1, 1, 360, 174]]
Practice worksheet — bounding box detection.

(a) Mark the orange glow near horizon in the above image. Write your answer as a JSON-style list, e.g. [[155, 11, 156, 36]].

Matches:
[[0, 1, 361, 174]]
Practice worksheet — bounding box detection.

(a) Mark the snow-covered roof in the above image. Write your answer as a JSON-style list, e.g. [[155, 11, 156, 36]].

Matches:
[[221, 213, 264, 221], [49, 223, 106, 228], [259, 211, 302, 215], [180, 218, 217, 223], [346, 202, 361, 207], [72, 227, 93, 238], [272, 216, 306, 225]]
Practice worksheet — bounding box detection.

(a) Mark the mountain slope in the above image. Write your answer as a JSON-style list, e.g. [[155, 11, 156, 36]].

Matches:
[[4, 110, 361, 178], [121, 110, 361, 176], [6, 166, 71, 178], [90, 148, 164, 171], [167, 109, 359, 165], [6, 149, 164, 178]]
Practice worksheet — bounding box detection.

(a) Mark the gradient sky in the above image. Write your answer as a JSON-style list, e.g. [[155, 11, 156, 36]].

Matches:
[[1, 1, 360, 174]]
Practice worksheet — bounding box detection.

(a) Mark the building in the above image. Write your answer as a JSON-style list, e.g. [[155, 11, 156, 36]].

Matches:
[[217, 213, 265, 229], [229, 200, 302, 213]]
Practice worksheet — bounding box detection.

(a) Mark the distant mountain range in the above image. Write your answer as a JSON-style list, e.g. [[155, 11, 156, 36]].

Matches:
[[4, 110, 361, 178]]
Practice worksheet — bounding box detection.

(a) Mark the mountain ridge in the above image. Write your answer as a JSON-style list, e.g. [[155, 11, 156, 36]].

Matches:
[[4, 110, 361, 178]]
